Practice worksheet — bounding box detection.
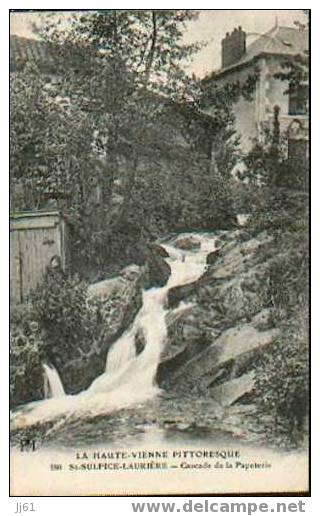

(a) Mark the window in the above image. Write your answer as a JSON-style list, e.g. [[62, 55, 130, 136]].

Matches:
[[288, 85, 308, 116]]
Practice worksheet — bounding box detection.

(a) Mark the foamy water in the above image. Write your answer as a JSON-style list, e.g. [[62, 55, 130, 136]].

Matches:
[[43, 363, 65, 399]]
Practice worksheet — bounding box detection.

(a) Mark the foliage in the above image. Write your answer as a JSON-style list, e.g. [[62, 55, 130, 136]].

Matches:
[[275, 52, 309, 95], [246, 184, 309, 447], [10, 305, 45, 405], [275, 10, 309, 93], [254, 314, 308, 447], [11, 10, 242, 279], [41, 10, 203, 98], [10, 62, 96, 211], [238, 31, 309, 444], [41, 9, 236, 269], [239, 114, 308, 191], [30, 270, 103, 364]]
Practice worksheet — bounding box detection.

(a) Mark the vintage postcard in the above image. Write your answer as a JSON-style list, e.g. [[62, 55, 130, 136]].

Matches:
[[10, 9, 310, 496]]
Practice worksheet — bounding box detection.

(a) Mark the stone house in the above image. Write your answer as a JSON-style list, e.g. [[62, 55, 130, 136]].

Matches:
[[203, 23, 309, 161]]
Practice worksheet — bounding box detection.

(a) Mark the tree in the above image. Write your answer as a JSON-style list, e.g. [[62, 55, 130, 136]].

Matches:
[[276, 10, 309, 91], [10, 62, 96, 211], [11, 10, 240, 277]]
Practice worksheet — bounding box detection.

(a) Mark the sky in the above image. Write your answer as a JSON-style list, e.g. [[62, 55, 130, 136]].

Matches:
[[10, 9, 306, 77]]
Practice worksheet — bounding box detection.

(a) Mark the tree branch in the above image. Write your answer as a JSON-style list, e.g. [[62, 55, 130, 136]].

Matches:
[[144, 11, 158, 80]]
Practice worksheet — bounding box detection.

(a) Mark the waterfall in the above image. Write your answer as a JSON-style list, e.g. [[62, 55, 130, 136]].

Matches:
[[85, 233, 217, 401], [86, 286, 169, 398], [11, 233, 218, 430], [43, 364, 65, 399], [105, 329, 136, 375]]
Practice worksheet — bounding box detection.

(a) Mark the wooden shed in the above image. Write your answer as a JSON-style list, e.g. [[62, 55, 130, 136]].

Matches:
[[10, 210, 69, 304]]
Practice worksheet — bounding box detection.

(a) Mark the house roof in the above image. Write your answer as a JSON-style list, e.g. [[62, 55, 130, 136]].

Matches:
[[10, 35, 56, 71], [215, 25, 309, 77]]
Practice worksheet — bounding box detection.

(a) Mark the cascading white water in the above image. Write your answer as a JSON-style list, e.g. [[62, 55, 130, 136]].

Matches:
[[43, 364, 65, 399], [86, 286, 169, 399], [86, 233, 217, 401], [11, 233, 218, 430]]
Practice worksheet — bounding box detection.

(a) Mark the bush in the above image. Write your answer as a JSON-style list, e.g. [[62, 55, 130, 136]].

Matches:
[[254, 314, 309, 447], [236, 113, 309, 447], [247, 186, 309, 448], [10, 305, 45, 405], [30, 270, 103, 365]]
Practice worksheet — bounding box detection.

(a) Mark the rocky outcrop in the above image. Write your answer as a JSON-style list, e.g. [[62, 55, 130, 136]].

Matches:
[[143, 243, 171, 288], [167, 281, 198, 309], [160, 322, 278, 393], [158, 229, 279, 407], [157, 306, 216, 387], [89, 264, 143, 342], [209, 373, 255, 407], [59, 264, 144, 394], [175, 235, 201, 251], [135, 328, 146, 356]]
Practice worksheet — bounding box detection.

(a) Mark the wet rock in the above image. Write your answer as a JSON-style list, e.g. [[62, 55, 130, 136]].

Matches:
[[236, 214, 250, 227], [144, 246, 171, 288], [175, 235, 201, 251], [88, 276, 123, 299], [60, 353, 104, 394], [205, 240, 225, 265], [209, 373, 255, 407], [149, 244, 169, 258], [167, 281, 198, 309], [251, 308, 274, 331], [212, 324, 279, 366], [204, 231, 272, 280], [206, 250, 220, 265], [135, 328, 146, 356], [91, 274, 143, 343], [120, 264, 142, 281], [60, 266, 144, 394], [198, 260, 272, 321], [159, 322, 278, 396], [157, 307, 215, 387], [165, 303, 194, 329], [159, 228, 281, 409]]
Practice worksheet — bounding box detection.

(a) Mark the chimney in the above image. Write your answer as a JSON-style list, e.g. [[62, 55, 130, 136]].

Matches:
[[221, 26, 246, 68]]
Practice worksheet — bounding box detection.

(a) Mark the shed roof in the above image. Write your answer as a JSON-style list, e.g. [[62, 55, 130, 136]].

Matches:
[[10, 210, 62, 219]]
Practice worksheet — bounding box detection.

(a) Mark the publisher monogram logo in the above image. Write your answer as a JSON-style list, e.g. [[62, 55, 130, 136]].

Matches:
[[19, 439, 37, 452]]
